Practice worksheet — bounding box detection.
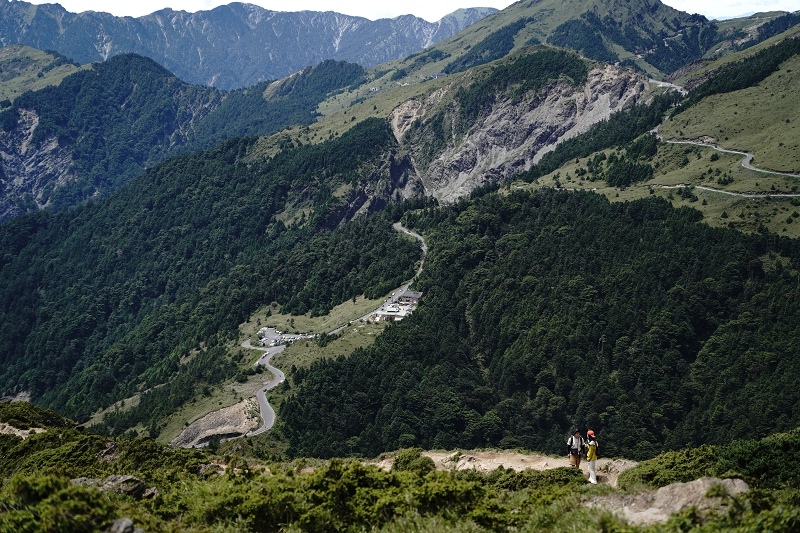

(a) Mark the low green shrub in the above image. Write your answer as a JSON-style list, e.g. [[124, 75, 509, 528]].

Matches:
[[391, 448, 435, 476], [0, 402, 71, 430], [0, 472, 113, 532], [619, 427, 800, 491]]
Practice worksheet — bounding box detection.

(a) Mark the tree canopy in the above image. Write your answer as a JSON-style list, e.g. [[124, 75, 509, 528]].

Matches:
[[280, 189, 800, 460]]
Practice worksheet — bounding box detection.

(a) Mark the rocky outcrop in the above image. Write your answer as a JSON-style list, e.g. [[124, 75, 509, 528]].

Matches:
[[71, 475, 158, 500], [585, 477, 750, 526], [0, 109, 79, 220], [395, 65, 648, 203], [104, 518, 145, 533], [339, 151, 426, 223]]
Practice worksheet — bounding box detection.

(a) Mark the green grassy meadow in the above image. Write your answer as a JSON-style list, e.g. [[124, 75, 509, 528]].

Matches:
[[520, 48, 800, 239], [0, 45, 83, 102], [661, 54, 800, 173]]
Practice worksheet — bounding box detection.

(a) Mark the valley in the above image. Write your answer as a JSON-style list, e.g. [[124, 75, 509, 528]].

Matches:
[[1, 0, 800, 531], [165, 222, 427, 447]]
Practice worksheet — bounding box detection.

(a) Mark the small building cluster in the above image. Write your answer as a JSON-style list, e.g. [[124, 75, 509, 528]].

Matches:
[[371, 289, 423, 322]]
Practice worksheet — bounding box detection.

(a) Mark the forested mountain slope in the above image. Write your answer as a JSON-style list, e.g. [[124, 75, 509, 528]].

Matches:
[[0, 119, 420, 423], [280, 189, 800, 460], [3, 30, 800, 442], [0, 0, 495, 90], [0, 54, 365, 221], [275, 32, 800, 460], [1, 0, 800, 465]]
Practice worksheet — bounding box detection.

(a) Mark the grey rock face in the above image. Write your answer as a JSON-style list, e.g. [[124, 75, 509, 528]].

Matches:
[[394, 65, 649, 202], [71, 475, 156, 500], [0, 1, 496, 90], [0, 109, 77, 221]]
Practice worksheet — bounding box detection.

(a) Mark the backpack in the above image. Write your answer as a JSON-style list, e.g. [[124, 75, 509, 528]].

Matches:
[[567, 435, 585, 454]]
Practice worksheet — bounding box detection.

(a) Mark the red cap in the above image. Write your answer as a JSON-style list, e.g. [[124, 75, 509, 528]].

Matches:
[[587, 430, 595, 437]]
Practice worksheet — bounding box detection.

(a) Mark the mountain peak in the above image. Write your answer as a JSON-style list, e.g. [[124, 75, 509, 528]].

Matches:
[[0, 1, 495, 90]]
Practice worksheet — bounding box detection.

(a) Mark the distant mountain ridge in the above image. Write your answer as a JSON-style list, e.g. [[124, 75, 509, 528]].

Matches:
[[396, 0, 800, 80], [0, 1, 496, 90]]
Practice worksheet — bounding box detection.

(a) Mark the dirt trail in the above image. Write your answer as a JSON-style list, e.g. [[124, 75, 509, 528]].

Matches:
[[373, 449, 636, 488], [373, 450, 748, 526]]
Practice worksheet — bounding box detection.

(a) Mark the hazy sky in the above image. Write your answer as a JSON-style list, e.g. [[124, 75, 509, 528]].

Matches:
[[21, 0, 800, 22]]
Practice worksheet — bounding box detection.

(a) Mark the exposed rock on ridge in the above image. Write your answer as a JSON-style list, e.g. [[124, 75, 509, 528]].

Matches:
[[0, 109, 78, 220], [586, 477, 750, 526], [395, 65, 648, 203]]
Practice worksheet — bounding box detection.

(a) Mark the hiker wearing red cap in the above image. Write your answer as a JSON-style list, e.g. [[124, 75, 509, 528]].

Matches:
[[586, 429, 598, 484]]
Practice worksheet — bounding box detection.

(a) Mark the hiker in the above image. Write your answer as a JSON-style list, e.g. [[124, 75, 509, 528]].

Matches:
[[586, 429, 598, 484], [566, 428, 584, 468]]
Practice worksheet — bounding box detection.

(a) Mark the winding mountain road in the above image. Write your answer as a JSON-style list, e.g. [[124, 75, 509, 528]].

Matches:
[[245, 222, 427, 434], [664, 138, 799, 177], [241, 340, 286, 436], [393, 222, 428, 270], [328, 222, 426, 334], [658, 136, 800, 198]]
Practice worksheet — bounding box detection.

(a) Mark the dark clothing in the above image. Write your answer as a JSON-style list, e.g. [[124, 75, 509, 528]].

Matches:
[[566, 434, 585, 468], [566, 435, 585, 456]]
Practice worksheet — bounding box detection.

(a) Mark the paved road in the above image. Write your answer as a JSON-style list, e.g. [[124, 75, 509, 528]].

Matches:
[[241, 340, 286, 436], [393, 222, 427, 277], [647, 131, 800, 198], [664, 138, 800, 179], [659, 184, 800, 199], [245, 221, 427, 433], [329, 222, 427, 335]]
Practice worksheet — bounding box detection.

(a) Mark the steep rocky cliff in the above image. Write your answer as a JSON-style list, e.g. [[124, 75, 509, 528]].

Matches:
[[0, 109, 77, 220], [392, 64, 648, 202]]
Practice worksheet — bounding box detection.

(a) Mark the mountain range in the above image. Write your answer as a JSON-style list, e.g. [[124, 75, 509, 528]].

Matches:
[[0, 1, 797, 222], [0, 0, 496, 90], [0, 0, 800, 504]]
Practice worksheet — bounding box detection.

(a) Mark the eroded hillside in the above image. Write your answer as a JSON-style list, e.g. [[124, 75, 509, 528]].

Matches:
[[396, 63, 647, 202]]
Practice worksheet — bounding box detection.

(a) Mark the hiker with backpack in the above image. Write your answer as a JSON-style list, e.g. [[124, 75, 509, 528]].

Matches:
[[586, 429, 598, 484], [566, 428, 585, 468]]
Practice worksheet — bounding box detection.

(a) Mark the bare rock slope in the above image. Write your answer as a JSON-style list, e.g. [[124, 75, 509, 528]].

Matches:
[[170, 398, 261, 448], [0, 109, 77, 220], [393, 65, 648, 202]]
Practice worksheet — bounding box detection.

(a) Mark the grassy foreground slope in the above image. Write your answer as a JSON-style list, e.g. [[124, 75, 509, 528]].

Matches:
[[2, 402, 800, 532]]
